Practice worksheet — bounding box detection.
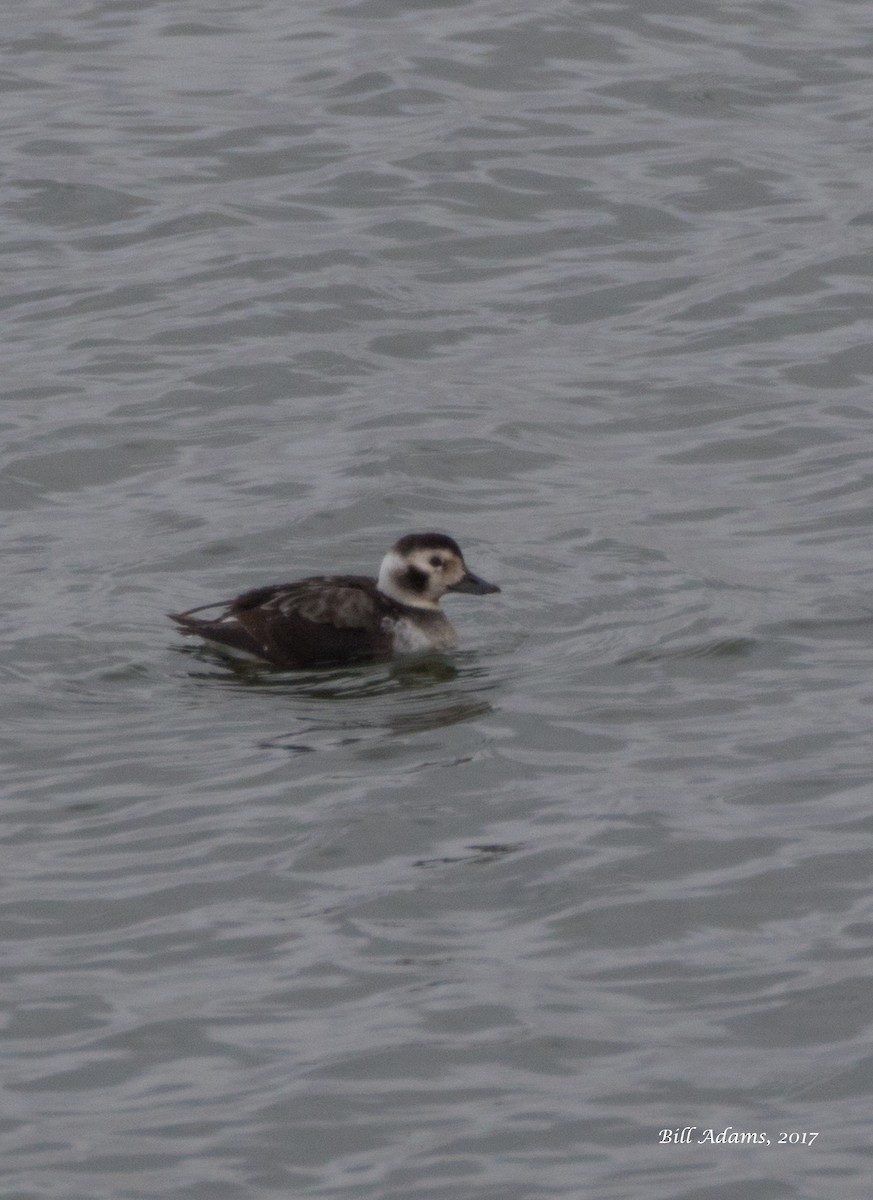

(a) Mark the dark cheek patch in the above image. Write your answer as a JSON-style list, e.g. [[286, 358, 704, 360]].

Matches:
[[402, 565, 430, 593]]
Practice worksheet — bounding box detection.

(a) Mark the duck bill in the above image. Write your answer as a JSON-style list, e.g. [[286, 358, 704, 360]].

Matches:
[[448, 570, 500, 595]]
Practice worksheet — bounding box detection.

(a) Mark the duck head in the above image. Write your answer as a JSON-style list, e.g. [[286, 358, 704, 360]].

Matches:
[[377, 532, 500, 609]]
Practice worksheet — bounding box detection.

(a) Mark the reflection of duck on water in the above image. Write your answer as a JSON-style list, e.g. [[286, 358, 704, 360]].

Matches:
[[169, 532, 500, 669]]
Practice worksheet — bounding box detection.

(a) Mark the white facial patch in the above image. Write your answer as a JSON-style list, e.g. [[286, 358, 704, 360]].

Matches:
[[377, 549, 437, 608]]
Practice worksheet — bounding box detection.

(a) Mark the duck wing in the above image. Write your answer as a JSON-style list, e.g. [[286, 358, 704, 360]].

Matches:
[[170, 576, 393, 667]]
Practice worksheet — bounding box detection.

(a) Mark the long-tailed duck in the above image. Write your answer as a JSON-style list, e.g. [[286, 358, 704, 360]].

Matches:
[[169, 532, 500, 668]]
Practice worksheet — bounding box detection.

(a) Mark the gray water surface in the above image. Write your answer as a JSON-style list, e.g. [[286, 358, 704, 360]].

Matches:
[[4, 1, 873, 1197]]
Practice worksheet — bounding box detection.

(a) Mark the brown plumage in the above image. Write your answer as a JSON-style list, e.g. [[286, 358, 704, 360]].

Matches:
[[169, 533, 499, 668]]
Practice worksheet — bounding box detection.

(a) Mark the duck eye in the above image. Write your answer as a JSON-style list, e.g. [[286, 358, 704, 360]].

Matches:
[[429, 555, 443, 568]]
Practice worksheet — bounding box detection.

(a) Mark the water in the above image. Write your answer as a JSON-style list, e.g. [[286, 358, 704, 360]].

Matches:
[[4, 0, 873, 1196]]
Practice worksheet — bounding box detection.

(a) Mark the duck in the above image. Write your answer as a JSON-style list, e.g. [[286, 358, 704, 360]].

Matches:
[[168, 532, 500, 668]]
